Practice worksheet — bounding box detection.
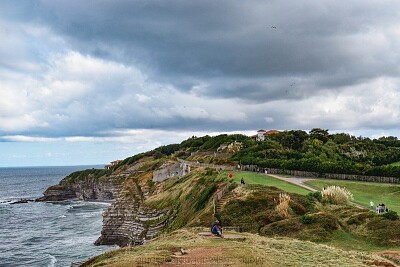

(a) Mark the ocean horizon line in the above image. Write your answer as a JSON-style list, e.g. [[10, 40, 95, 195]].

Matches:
[[0, 164, 105, 169]]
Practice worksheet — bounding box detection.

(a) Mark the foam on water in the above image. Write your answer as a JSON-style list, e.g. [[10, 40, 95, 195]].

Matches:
[[0, 166, 115, 266], [47, 254, 57, 267]]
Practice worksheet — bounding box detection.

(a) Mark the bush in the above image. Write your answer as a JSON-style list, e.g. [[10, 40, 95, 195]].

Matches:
[[382, 210, 399, 221], [289, 201, 307, 215], [347, 212, 374, 225], [307, 191, 322, 201], [228, 182, 238, 191], [321, 186, 353, 205], [300, 215, 314, 224], [205, 168, 216, 176]]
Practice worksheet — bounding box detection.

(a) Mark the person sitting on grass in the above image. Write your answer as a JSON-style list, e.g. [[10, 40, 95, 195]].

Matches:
[[211, 220, 224, 238]]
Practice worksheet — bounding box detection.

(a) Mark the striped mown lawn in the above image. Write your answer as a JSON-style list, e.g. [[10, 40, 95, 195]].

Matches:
[[218, 171, 311, 195]]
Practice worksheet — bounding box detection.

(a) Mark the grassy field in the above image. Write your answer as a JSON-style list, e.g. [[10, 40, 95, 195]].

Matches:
[[218, 171, 311, 195], [82, 228, 394, 267], [305, 179, 400, 213]]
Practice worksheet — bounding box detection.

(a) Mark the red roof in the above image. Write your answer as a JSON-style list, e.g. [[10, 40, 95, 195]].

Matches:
[[264, 130, 280, 135], [257, 129, 266, 132]]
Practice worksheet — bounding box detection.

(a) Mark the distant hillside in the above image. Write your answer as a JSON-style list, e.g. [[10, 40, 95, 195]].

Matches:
[[147, 129, 400, 178]]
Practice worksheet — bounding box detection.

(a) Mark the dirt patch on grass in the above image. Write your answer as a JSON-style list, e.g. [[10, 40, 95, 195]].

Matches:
[[374, 251, 400, 265], [162, 247, 234, 267]]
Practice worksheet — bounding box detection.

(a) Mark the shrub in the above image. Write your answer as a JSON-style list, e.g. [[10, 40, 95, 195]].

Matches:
[[307, 191, 322, 201], [289, 201, 307, 215], [300, 214, 314, 224], [382, 210, 399, 221], [228, 182, 238, 191], [205, 168, 216, 176], [276, 193, 291, 218], [321, 186, 353, 205], [347, 212, 374, 225]]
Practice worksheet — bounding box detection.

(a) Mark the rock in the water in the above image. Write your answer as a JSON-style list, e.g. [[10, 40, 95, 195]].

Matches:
[[10, 199, 33, 204]]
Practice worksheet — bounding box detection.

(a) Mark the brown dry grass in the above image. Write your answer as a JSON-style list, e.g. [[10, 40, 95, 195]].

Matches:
[[81, 228, 396, 267], [276, 193, 291, 218]]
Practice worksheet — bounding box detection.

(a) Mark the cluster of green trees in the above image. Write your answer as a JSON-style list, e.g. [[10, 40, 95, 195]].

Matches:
[[113, 129, 400, 178], [232, 129, 400, 177]]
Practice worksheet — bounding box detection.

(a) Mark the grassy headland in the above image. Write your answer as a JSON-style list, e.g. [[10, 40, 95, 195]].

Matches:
[[305, 179, 400, 213]]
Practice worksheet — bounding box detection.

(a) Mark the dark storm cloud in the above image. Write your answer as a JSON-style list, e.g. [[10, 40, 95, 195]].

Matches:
[[2, 0, 400, 139], [29, 0, 400, 102]]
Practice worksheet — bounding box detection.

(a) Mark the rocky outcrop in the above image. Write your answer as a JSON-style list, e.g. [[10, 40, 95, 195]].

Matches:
[[38, 160, 184, 247], [36, 176, 120, 202], [95, 161, 187, 247], [36, 185, 77, 201], [95, 203, 170, 246], [94, 171, 173, 247], [153, 161, 190, 182]]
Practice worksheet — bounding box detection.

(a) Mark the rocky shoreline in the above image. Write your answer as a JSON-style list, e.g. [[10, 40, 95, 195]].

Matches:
[[36, 160, 188, 247]]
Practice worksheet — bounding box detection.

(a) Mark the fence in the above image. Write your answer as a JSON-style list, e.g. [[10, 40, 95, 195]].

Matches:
[[257, 167, 400, 184], [177, 159, 235, 171], [190, 152, 233, 158]]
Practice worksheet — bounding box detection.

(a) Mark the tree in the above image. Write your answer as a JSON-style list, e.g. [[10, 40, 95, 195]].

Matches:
[[309, 128, 329, 143]]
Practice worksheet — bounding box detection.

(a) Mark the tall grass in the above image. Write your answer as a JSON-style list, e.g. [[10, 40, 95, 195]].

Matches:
[[276, 193, 291, 218], [321, 186, 353, 205]]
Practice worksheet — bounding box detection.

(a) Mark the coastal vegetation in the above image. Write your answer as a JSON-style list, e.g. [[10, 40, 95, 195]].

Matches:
[[46, 130, 400, 266], [305, 179, 400, 213], [231, 129, 400, 178]]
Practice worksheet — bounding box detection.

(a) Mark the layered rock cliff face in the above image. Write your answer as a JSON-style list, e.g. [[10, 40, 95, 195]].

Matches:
[[38, 159, 189, 247], [95, 161, 186, 246], [36, 175, 121, 202], [94, 185, 170, 246]]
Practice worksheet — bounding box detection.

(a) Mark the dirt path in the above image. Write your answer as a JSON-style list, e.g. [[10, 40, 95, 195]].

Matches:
[[267, 174, 317, 192], [267, 174, 367, 209]]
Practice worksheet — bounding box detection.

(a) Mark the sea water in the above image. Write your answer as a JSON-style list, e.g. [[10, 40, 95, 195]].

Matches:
[[0, 166, 115, 267]]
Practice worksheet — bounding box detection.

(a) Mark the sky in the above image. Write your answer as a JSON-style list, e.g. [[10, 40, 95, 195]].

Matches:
[[1, 1, 400, 167]]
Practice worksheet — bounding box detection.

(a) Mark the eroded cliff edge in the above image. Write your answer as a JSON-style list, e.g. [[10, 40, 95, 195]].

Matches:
[[36, 169, 120, 202], [37, 156, 202, 247]]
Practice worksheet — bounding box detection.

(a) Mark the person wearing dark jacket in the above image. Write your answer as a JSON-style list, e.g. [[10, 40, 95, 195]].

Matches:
[[211, 220, 223, 238]]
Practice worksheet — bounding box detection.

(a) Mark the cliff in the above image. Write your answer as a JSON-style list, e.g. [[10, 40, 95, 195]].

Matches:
[[36, 170, 121, 202], [95, 160, 190, 246], [37, 157, 210, 247]]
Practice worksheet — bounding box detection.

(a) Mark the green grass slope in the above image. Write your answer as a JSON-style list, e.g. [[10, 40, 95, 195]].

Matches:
[[305, 179, 400, 213], [219, 171, 311, 195]]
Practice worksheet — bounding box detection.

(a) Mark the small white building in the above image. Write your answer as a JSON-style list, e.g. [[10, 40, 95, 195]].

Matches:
[[251, 129, 280, 141]]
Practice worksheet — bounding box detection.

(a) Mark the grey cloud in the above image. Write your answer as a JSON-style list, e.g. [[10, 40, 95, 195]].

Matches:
[[28, 0, 400, 103], [2, 0, 400, 139]]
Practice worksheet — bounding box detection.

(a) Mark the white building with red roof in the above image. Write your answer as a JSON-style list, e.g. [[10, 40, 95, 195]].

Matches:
[[251, 129, 280, 141]]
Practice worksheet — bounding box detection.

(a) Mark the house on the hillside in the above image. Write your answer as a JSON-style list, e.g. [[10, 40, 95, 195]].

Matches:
[[105, 160, 122, 170], [217, 144, 228, 152], [251, 129, 280, 141]]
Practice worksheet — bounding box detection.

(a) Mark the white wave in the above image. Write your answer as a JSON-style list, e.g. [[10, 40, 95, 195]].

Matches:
[[47, 254, 57, 267], [58, 215, 67, 218]]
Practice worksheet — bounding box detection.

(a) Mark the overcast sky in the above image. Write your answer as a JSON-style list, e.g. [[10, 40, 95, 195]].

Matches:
[[1, 1, 400, 166]]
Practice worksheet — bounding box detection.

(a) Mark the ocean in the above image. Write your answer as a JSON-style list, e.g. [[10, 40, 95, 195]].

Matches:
[[0, 166, 115, 267]]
